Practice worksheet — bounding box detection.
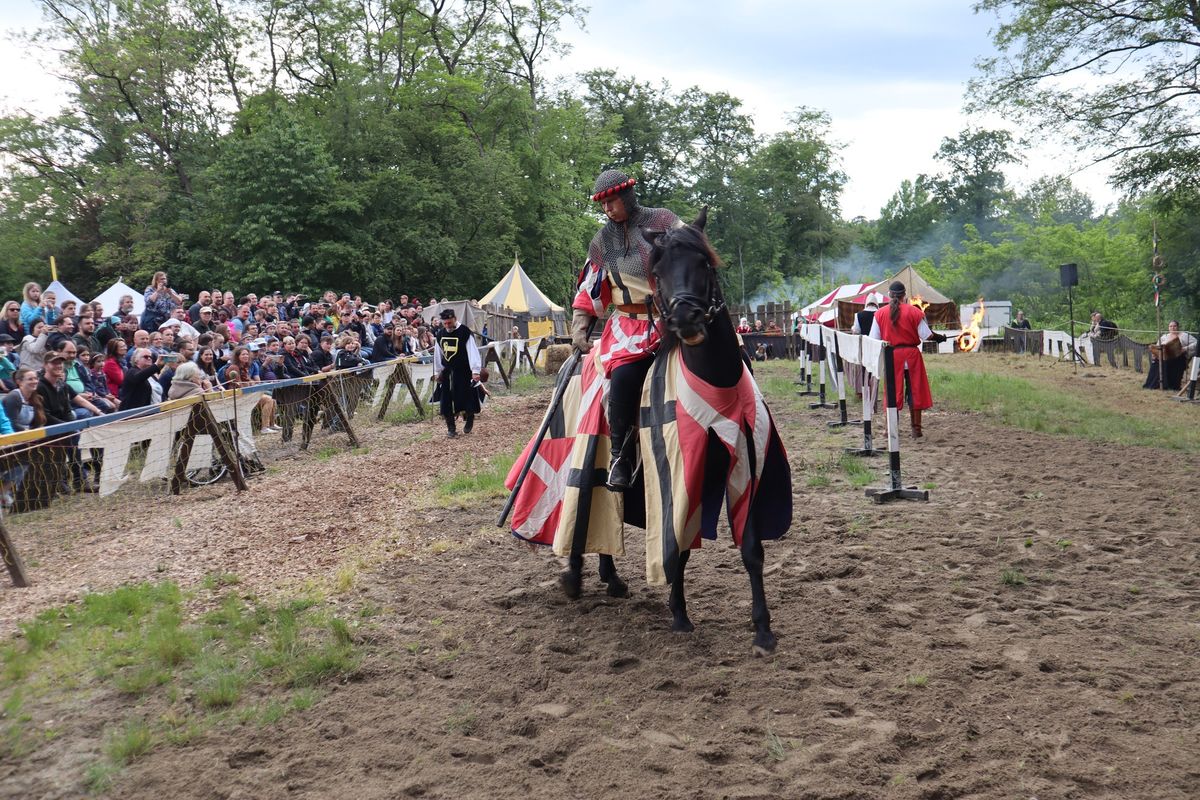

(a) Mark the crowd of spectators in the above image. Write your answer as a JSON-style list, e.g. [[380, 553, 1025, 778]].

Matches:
[[3, 273, 452, 442]]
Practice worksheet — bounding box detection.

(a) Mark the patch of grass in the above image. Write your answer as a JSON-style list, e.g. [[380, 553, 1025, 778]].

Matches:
[[1024, 537, 1034, 549], [284, 642, 359, 687], [1055, 538, 1073, 550], [904, 673, 929, 688], [114, 665, 171, 696], [839, 455, 876, 488], [196, 670, 245, 709], [436, 450, 518, 504], [105, 719, 155, 765], [1128, 586, 1142, 595], [446, 702, 478, 735], [928, 366, 1200, 450], [84, 761, 120, 794], [509, 373, 541, 394], [200, 572, 241, 591], [291, 689, 318, 711], [329, 617, 355, 647], [333, 563, 357, 594], [921, 481, 937, 490], [1000, 568, 1028, 587], [764, 730, 789, 761], [806, 473, 831, 488], [385, 404, 424, 425], [0, 580, 359, 781]]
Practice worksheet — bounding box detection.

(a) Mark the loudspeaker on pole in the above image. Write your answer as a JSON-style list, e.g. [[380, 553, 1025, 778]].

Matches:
[[1059, 263, 1078, 288]]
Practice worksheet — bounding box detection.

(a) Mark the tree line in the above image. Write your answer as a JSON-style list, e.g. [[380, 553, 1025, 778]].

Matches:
[[0, 0, 1196, 334]]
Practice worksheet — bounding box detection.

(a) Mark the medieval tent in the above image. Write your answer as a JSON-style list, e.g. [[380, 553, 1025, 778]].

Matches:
[[91, 280, 145, 317], [45, 280, 83, 309], [481, 257, 565, 317], [836, 266, 958, 329], [479, 257, 565, 338], [800, 282, 874, 326]]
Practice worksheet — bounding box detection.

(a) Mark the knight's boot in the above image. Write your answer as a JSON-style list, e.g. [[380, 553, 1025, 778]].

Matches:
[[445, 415, 458, 438], [606, 425, 638, 492], [911, 408, 923, 438], [463, 413, 475, 434]]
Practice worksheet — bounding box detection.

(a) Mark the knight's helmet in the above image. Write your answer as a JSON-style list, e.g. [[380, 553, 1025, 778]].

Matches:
[[591, 169, 640, 216]]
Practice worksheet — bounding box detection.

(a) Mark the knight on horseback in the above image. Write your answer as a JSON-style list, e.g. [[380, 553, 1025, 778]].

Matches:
[[572, 169, 680, 491]]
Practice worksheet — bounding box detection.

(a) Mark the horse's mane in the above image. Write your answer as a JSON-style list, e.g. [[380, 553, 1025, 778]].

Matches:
[[658, 223, 723, 268]]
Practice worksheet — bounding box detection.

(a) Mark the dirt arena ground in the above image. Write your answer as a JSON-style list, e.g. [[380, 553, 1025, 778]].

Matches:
[[2, 355, 1198, 799]]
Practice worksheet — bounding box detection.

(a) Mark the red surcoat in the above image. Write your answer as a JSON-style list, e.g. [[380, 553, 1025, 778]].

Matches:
[[873, 303, 933, 410]]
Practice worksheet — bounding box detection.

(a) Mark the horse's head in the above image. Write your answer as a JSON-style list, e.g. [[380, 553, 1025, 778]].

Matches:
[[645, 207, 724, 347]]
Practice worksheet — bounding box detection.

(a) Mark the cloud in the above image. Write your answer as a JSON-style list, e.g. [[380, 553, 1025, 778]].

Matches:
[[553, 0, 1118, 218]]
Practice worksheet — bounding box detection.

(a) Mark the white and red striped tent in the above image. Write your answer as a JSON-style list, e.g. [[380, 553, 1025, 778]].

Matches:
[[799, 282, 875, 325]]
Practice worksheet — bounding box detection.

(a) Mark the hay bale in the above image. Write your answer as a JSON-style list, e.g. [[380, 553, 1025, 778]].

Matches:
[[543, 344, 573, 374]]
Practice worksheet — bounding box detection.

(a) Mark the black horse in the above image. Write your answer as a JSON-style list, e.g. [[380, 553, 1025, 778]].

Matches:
[[643, 208, 790, 655]]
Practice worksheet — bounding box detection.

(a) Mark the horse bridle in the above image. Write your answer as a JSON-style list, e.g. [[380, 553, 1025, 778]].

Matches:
[[650, 237, 726, 328]]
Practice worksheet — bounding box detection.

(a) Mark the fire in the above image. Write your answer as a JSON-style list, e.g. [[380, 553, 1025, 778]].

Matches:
[[957, 297, 985, 352], [909, 295, 930, 313]]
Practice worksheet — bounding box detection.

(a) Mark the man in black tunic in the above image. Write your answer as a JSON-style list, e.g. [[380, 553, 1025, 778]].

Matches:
[[433, 308, 481, 437]]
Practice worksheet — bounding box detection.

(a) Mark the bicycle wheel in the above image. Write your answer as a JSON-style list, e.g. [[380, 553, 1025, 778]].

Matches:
[[172, 435, 228, 487]]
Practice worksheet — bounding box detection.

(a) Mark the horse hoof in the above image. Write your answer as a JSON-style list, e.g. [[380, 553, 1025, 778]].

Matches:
[[671, 618, 695, 634], [604, 576, 629, 598], [559, 570, 582, 600], [751, 633, 778, 657]]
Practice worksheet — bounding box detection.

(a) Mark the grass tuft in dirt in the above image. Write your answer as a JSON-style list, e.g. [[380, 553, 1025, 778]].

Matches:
[[509, 373, 542, 394], [839, 455, 877, 488], [1000, 568, 1028, 587], [436, 450, 519, 505]]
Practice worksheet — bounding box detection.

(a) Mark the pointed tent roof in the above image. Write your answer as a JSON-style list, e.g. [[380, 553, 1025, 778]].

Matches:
[[46, 280, 83, 309], [92, 280, 145, 317], [868, 265, 951, 305], [800, 282, 874, 320], [836, 265, 958, 328], [480, 257, 564, 316]]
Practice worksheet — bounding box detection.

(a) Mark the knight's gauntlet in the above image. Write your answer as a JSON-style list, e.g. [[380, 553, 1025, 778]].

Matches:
[[571, 310, 596, 353]]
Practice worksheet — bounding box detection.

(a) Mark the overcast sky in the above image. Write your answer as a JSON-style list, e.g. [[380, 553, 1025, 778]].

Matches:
[[0, 0, 1119, 218]]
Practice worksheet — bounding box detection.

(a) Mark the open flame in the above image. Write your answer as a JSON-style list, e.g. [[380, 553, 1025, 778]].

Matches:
[[957, 297, 985, 352], [909, 294, 930, 313]]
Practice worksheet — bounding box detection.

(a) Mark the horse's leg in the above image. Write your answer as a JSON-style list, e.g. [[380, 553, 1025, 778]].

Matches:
[[598, 554, 629, 598], [560, 434, 599, 600], [560, 552, 583, 600], [669, 549, 693, 633], [741, 526, 776, 655]]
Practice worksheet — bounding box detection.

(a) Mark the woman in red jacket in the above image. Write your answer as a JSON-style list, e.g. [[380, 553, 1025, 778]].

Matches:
[[870, 281, 944, 438], [103, 338, 127, 396]]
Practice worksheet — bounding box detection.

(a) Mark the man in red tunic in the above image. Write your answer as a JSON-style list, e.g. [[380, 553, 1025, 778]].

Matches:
[[869, 281, 944, 437]]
